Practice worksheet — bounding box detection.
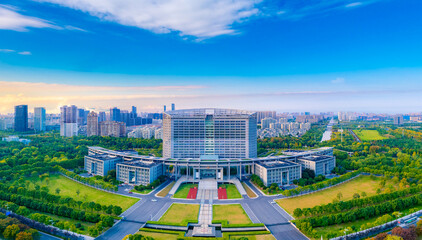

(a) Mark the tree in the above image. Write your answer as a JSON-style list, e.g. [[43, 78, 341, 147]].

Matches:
[[55, 188, 61, 195], [361, 192, 367, 197], [353, 193, 360, 199], [76, 189, 80, 197], [16, 231, 33, 240], [3, 224, 20, 239], [337, 192, 343, 201]]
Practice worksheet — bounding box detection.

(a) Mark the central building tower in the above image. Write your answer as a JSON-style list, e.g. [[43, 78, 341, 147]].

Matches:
[[163, 108, 257, 159]]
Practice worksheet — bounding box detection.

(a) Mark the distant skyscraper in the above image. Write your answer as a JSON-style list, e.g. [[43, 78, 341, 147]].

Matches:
[[34, 107, 46, 131], [87, 111, 99, 136], [110, 107, 121, 122], [164, 105, 167, 112], [131, 106, 137, 117], [394, 115, 404, 125], [171, 103, 175, 111], [60, 105, 78, 137], [98, 112, 106, 122], [14, 105, 28, 132]]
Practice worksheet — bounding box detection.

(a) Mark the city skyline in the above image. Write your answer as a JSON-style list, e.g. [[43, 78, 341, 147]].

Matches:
[[1, 0, 422, 113]]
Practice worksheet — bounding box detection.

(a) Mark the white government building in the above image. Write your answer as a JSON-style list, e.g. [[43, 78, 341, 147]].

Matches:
[[84, 108, 335, 186]]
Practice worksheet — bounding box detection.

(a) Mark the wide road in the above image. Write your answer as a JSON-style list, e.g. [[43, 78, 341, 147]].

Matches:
[[96, 180, 308, 240]]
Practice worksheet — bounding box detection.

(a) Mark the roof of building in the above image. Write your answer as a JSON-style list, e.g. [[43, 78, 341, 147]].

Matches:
[[117, 160, 161, 168], [256, 160, 299, 169], [298, 155, 333, 162], [164, 108, 255, 117], [86, 154, 122, 161]]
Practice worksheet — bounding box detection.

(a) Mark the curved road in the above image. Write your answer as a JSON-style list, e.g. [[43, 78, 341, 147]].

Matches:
[[96, 180, 308, 240]]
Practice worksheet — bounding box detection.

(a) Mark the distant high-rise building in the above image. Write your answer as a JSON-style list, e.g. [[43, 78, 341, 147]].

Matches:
[[87, 111, 99, 136], [131, 106, 137, 117], [14, 105, 28, 132], [60, 105, 78, 137], [261, 118, 276, 129], [171, 103, 175, 111], [34, 107, 46, 131], [164, 105, 167, 112], [120, 110, 130, 125], [256, 111, 276, 123], [100, 121, 126, 137], [110, 107, 121, 122], [394, 115, 404, 125], [98, 112, 106, 122]]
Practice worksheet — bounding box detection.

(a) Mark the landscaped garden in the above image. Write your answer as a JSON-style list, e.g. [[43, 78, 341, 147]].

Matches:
[[156, 181, 175, 197], [173, 183, 198, 198], [213, 204, 251, 225], [242, 182, 257, 198], [218, 184, 242, 199]]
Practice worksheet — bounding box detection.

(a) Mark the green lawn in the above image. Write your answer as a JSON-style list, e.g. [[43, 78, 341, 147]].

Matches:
[[353, 129, 387, 141], [159, 203, 199, 224], [276, 175, 387, 214], [31, 174, 138, 211], [157, 181, 175, 197], [173, 183, 198, 198], [136, 230, 181, 240], [219, 184, 242, 199], [213, 204, 251, 225]]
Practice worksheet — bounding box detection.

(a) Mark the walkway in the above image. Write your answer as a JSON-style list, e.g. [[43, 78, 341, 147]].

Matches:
[[168, 176, 187, 195], [197, 179, 218, 200], [321, 118, 336, 142], [192, 200, 214, 236]]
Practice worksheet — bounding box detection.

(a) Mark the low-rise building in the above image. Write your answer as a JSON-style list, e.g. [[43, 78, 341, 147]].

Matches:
[[296, 155, 336, 176], [84, 154, 123, 176], [117, 161, 163, 186], [254, 161, 301, 186]]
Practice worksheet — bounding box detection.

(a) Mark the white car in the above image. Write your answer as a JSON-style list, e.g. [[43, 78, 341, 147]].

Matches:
[[151, 199, 157, 202]]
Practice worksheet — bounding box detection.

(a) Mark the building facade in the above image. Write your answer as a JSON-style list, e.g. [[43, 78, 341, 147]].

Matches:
[[254, 161, 301, 186], [296, 155, 336, 176], [84, 154, 123, 176], [87, 111, 99, 136], [34, 107, 46, 132], [14, 105, 28, 132], [163, 109, 257, 159], [116, 161, 163, 186], [60, 105, 78, 137], [100, 121, 126, 137]]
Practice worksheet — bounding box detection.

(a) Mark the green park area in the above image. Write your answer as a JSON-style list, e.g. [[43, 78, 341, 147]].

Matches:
[[32, 174, 138, 210], [277, 175, 390, 214], [219, 184, 242, 199], [213, 204, 251, 225], [158, 203, 200, 225], [241, 182, 257, 198], [173, 183, 198, 198], [353, 129, 387, 141]]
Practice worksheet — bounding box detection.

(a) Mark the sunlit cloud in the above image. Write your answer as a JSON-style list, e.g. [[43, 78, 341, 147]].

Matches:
[[0, 5, 56, 31]]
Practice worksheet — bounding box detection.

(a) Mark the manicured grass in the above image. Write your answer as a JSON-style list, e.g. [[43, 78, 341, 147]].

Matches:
[[353, 129, 387, 141], [276, 175, 386, 214], [173, 183, 198, 198], [228, 234, 276, 240], [219, 184, 242, 199], [159, 203, 200, 224], [32, 174, 138, 211], [213, 204, 252, 225], [242, 182, 257, 198], [157, 181, 175, 197], [136, 230, 180, 240]]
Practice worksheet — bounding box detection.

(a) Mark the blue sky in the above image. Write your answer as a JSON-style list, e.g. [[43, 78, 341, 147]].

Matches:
[[0, 0, 421, 113]]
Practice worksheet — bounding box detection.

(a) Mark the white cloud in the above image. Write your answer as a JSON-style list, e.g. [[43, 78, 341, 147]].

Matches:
[[37, 0, 261, 38], [18, 51, 31, 55], [0, 5, 56, 31], [0, 49, 15, 53], [331, 77, 345, 84], [345, 2, 363, 7]]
